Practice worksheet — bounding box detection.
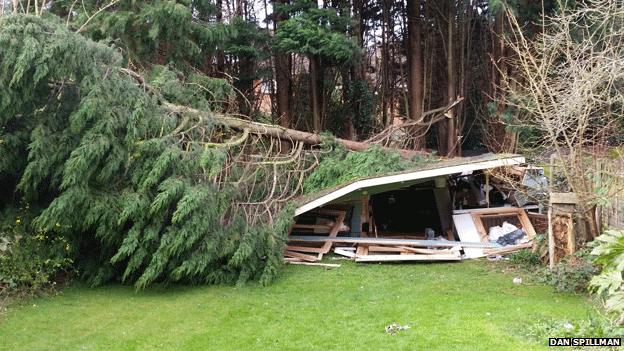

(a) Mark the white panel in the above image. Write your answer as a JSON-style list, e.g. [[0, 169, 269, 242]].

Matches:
[[452, 214, 485, 258]]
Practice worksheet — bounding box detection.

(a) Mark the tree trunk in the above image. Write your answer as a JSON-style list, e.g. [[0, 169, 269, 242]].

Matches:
[[407, 0, 424, 121], [309, 55, 322, 132], [216, 0, 226, 77], [273, 0, 292, 127], [407, 0, 425, 149], [445, 1, 457, 157], [236, 56, 254, 116], [165, 103, 427, 158]]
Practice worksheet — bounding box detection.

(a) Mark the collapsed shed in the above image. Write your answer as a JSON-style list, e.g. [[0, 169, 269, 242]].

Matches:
[[285, 154, 539, 263]]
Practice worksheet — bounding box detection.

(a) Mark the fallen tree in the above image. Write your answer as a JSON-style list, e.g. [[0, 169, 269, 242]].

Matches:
[[165, 103, 427, 158], [0, 15, 435, 288]]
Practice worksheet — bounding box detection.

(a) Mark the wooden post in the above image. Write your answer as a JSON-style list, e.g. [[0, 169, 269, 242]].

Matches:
[[548, 154, 555, 269], [485, 172, 490, 208], [566, 213, 575, 255]]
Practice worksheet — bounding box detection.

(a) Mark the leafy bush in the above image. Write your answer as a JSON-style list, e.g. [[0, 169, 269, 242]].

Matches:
[[0, 224, 73, 297], [539, 249, 598, 293], [509, 249, 542, 266], [526, 315, 624, 343], [590, 229, 624, 324]]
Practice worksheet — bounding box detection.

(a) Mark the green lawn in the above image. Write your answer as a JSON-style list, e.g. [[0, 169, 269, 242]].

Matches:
[[0, 260, 593, 350]]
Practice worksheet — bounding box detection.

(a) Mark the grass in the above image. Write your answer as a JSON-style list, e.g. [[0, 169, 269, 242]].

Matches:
[[0, 260, 594, 350]]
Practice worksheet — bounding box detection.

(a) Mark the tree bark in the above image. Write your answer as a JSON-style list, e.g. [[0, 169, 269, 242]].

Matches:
[[273, 0, 292, 127], [407, 0, 425, 149], [216, 0, 226, 77], [445, 1, 458, 157], [407, 0, 424, 122], [165, 103, 427, 158], [309, 55, 322, 131]]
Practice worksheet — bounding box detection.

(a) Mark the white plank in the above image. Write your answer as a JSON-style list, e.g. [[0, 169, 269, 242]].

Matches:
[[334, 248, 356, 258], [354, 254, 461, 262], [452, 214, 486, 259]]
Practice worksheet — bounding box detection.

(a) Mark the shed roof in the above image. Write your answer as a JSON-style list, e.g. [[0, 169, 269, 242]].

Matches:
[[295, 153, 525, 216]]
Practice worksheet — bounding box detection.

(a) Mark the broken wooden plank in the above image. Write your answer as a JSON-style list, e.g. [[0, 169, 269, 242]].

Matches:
[[287, 235, 499, 248], [355, 253, 461, 262], [356, 244, 369, 256], [283, 250, 319, 262], [318, 211, 346, 254], [367, 245, 409, 252], [453, 207, 523, 215], [470, 212, 490, 241], [397, 246, 460, 255], [285, 261, 341, 268], [292, 224, 332, 230], [517, 210, 537, 239], [483, 241, 533, 255], [285, 245, 326, 253]]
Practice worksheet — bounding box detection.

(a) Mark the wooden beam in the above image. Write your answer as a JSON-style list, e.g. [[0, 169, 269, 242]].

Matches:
[[565, 213, 575, 255], [550, 192, 578, 204], [292, 224, 332, 230], [318, 211, 346, 254], [470, 213, 490, 241], [285, 261, 341, 268], [284, 250, 319, 262], [397, 246, 460, 255], [453, 207, 522, 215], [517, 210, 537, 239], [285, 245, 326, 253], [287, 235, 499, 248], [483, 241, 533, 255]]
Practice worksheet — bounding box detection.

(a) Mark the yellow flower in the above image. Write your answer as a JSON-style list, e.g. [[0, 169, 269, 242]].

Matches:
[[15, 219, 21, 225]]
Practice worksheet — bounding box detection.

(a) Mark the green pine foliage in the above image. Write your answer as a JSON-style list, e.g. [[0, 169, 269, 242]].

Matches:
[[274, 0, 360, 64], [302, 139, 437, 194], [0, 15, 293, 288], [52, 0, 231, 70]]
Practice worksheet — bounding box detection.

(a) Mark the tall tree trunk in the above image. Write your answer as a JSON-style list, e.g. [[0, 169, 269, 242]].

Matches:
[[273, 0, 292, 127], [343, 0, 365, 140], [407, 0, 425, 149], [309, 55, 322, 131], [236, 56, 254, 116], [216, 0, 225, 77], [445, 1, 457, 157], [381, 0, 394, 127]]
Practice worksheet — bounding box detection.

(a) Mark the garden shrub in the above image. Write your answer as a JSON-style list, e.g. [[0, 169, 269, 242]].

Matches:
[[539, 248, 598, 293], [509, 249, 541, 266], [0, 223, 73, 297], [590, 229, 624, 324], [526, 315, 624, 343]]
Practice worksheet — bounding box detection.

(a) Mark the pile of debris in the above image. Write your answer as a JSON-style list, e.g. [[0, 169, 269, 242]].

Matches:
[[284, 206, 537, 264]]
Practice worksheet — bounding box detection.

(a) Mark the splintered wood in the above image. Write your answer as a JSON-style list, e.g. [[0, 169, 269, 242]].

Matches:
[[284, 209, 346, 263], [286, 206, 537, 264]]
